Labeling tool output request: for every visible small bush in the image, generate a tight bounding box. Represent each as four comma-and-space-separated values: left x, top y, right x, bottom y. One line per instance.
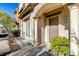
11, 30, 20, 37
50, 36, 70, 56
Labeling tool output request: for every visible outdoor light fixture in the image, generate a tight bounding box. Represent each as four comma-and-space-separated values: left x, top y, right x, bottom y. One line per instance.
64, 16, 67, 24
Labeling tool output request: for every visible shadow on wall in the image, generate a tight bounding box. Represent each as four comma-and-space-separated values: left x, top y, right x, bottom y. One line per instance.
70, 31, 79, 56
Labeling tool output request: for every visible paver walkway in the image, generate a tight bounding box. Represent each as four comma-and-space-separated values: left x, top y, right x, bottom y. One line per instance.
7, 44, 55, 56
7, 45, 46, 56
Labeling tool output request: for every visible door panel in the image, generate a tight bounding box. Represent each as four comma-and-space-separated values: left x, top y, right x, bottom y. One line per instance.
49, 17, 59, 41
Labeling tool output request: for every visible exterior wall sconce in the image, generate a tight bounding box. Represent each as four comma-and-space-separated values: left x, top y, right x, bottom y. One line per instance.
64, 16, 67, 24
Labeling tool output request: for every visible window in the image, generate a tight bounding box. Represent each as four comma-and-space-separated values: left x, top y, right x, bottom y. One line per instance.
26, 20, 30, 37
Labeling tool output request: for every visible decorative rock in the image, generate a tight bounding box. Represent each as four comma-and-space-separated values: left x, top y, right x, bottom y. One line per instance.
0, 40, 10, 55
9, 42, 21, 52
7, 45, 33, 56
15, 39, 25, 48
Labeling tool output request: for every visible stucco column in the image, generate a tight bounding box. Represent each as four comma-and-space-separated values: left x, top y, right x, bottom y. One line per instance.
34, 18, 39, 47
68, 4, 79, 55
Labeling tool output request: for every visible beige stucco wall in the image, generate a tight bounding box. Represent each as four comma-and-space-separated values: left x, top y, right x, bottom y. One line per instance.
37, 14, 46, 45
59, 10, 69, 38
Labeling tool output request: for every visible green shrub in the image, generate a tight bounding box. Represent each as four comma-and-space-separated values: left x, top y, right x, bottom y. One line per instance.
50, 36, 70, 56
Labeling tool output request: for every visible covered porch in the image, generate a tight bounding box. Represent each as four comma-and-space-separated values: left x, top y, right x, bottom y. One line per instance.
32, 3, 79, 55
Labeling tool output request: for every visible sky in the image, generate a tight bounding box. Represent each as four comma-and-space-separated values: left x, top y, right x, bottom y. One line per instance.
0, 3, 19, 18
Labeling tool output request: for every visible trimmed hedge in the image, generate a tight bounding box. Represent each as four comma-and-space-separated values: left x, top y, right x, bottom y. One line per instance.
50, 36, 70, 56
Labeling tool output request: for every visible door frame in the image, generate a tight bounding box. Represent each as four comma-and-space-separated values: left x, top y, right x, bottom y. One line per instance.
45, 14, 61, 48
